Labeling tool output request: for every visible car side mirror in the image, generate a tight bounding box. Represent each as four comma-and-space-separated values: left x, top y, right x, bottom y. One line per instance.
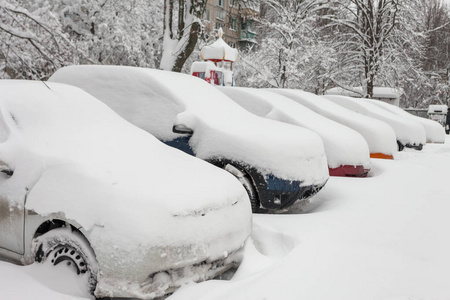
172, 124, 194, 135
0, 161, 13, 177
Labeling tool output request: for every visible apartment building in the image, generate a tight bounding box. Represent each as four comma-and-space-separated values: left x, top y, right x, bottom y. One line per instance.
203, 0, 259, 50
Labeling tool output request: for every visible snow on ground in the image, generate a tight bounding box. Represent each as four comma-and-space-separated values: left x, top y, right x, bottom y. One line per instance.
2, 137, 450, 300
0, 261, 88, 299
169, 137, 450, 300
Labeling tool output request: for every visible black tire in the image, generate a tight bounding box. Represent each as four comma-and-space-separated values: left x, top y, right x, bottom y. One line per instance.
32, 227, 98, 295
224, 164, 259, 213
243, 175, 258, 213
397, 140, 404, 151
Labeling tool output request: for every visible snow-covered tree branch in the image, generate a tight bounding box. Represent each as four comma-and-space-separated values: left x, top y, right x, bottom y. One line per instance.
0, 0, 83, 79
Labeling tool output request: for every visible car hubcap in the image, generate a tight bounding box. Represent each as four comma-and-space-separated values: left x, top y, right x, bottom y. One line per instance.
50, 245, 88, 275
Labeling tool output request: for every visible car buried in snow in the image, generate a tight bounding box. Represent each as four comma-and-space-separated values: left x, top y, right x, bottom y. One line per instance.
270, 89, 398, 160
0, 81, 252, 299
219, 87, 372, 177
365, 98, 445, 144
323, 95, 427, 151
50, 65, 330, 213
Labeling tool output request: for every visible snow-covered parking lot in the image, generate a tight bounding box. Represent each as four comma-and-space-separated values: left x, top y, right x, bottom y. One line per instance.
2, 137, 450, 300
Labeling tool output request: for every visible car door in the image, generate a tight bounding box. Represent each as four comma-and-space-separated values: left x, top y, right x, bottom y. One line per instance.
0, 93, 46, 256
0, 133, 25, 255
0, 166, 25, 254
164, 124, 195, 156
0, 109, 31, 255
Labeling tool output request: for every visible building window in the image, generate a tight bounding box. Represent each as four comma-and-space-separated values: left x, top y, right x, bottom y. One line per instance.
216, 22, 223, 30
203, 9, 210, 21
247, 20, 255, 32
228, 41, 236, 48
217, 0, 224, 7
241, 19, 246, 30
230, 18, 237, 31
230, 0, 235, 6
216, 10, 225, 21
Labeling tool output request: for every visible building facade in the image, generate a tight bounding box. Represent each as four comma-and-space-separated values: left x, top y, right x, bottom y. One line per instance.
203, 0, 259, 50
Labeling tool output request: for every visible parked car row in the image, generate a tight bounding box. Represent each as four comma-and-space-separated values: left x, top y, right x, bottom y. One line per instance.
366, 98, 445, 144
220, 87, 372, 176
49, 65, 330, 213
273, 89, 398, 160
0, 66, 445, 300
324, 95, 427, 151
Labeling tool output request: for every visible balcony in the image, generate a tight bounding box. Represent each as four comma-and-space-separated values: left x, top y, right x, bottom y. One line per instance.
239, 0, 260, 13
239, 30, 257, 43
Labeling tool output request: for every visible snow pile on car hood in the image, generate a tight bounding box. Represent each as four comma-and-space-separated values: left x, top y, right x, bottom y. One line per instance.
324, 95, 427, 147
366, 99, 445, 144
0, 80, 251, 268
219, 87, 371, 170
50, 65, 329, 185
272, 89, 397, 157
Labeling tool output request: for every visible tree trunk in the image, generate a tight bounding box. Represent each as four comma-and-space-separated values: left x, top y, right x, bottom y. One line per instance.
172, 21, 201, 72
161, 0, 206, 72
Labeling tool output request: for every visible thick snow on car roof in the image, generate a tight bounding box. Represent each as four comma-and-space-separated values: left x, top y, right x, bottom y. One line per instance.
324, 95, 427, 147
0, 80, 250, 262
50, 65, 329, 185
366, 99, 445, 144
272, 89, 397, 158
218, 87, 371, 170
326, 86, 404, 99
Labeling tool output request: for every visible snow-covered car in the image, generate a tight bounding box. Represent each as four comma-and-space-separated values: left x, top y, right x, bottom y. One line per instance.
50, 66, 329, 213
427, 104, 448, 126
0, 81, 252, 299
272, 89, 397, 160
218, 87, 371, 177
366, 99, 445, 144
324, 95, 426, 151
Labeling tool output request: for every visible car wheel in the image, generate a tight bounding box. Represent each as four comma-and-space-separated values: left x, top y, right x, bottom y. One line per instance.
32, 227, 98, 295
225, 164, 259, 212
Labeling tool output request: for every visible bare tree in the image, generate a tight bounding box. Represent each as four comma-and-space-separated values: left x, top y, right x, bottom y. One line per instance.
237, 0, 333, 91
420, 0, 450, 106
325, 0, 426, 98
